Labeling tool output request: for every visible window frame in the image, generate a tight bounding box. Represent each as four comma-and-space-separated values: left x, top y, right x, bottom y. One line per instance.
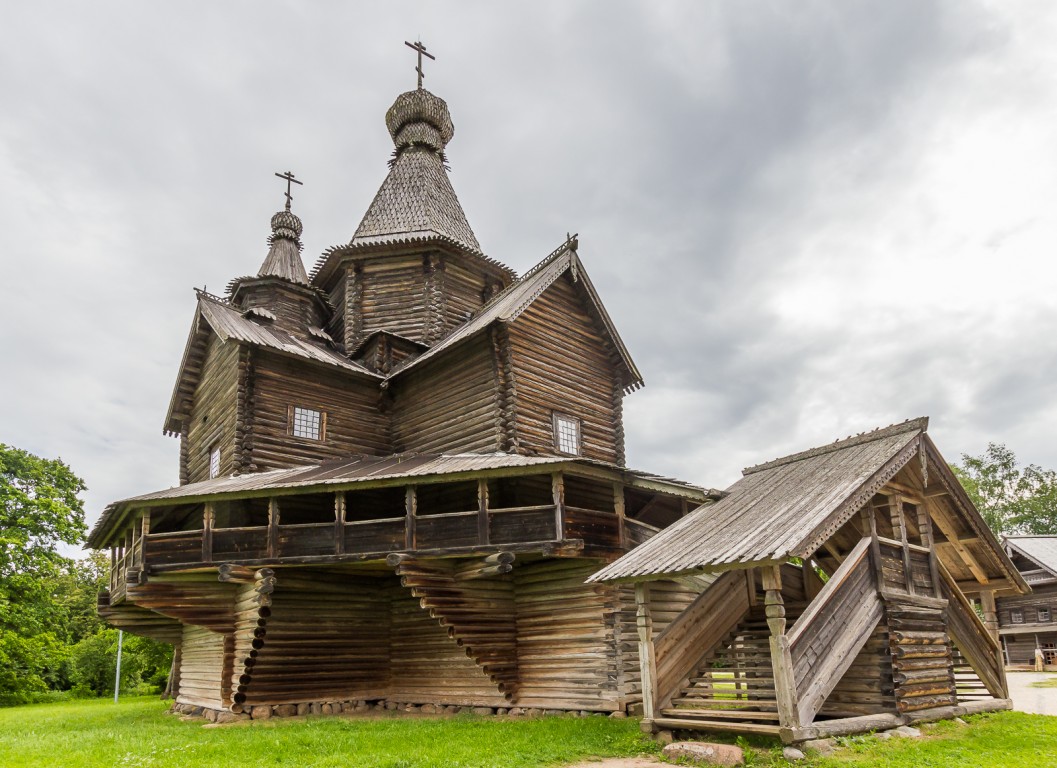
1011, 609, 1024, 625
289, 405, 326, 442
1039, 606, 1051, 623
552, 412, 582, 457
208, 444, 221, 479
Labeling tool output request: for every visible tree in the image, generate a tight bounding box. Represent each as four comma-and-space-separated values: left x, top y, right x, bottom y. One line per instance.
0, 443, 87, 700
952, 443, 1057, 535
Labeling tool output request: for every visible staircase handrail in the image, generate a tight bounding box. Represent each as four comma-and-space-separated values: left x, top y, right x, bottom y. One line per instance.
787, 537, 871, 648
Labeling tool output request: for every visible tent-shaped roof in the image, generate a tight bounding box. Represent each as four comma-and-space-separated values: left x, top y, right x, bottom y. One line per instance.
590, 418, 1025, 590
386, 237, 643, 393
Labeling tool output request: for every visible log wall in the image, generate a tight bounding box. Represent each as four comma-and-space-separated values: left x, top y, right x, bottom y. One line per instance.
186, 335, 239, 484
391, 335, 500, 454
250, 350, 390, 470
238, 571, 390, 707
176, 624, 229, 710
997, 583, 1057, 628
507, 275, 623, 464
360, 256, 429, 343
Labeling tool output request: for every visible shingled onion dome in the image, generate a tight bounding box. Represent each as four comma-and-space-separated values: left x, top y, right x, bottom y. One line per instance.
258, 207, 310, 285
350, 87, 481, 253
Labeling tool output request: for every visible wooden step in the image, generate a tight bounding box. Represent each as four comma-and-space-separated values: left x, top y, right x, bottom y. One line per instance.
652, 717, 783, 736
662, 707, 782, 721
671, 698, 778, 710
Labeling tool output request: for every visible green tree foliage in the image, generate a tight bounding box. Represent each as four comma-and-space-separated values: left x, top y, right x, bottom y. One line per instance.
0, 444, 171, 703
953, 443, 1057, 535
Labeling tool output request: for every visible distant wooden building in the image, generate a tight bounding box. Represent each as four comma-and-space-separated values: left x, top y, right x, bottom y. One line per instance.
89, 67, 1027, 741
997, 536, 1057, 669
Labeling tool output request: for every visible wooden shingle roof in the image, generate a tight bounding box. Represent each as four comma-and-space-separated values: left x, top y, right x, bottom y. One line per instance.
1004, 536, 1057, 578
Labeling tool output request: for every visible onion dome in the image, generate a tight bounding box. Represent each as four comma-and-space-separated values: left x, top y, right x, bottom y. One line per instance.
385, 88, 455, 153
258, 207, 309, 285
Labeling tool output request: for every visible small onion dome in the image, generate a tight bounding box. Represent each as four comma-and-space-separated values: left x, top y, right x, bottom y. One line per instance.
385, 89, 454, 152
270, 209, 303, 242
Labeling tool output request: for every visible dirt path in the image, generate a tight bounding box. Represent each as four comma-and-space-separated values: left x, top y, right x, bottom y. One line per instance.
1006, 671, 1057, 716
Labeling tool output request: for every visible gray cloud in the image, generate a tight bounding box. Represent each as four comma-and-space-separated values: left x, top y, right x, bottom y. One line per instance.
2, 1, 1056, 536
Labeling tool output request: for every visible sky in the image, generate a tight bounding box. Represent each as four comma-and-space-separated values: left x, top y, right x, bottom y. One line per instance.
2, 1, 1057, 540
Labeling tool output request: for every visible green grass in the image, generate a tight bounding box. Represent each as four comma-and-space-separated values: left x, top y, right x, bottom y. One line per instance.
2, 698, 1055, 768
0, 697, 658, 768
729, 712, 1057, 767
1031, 677, 1057, 688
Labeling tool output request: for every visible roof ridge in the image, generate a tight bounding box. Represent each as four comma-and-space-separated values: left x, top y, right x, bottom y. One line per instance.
742, 417, 929, 476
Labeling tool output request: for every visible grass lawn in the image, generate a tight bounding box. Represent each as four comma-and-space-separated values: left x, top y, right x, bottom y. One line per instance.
0, 697, 658, 768
1, 698, 1055, 768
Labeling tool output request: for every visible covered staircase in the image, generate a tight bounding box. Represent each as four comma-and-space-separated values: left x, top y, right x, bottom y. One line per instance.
658, 602, 807, 734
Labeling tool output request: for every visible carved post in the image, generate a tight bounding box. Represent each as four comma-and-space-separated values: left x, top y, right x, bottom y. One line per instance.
763, 565, 799, 728
614, 482, 627, 549
635, 582, 658, 725
916, 503, 942, 597
138, 510, 151, 569
477, 479, 490, 546
405, 486, 417, 550
334, 493, 346, 555
202, 503, 215, 564
267, 498, 279, 559
552, 473, 565, 541
889, 494, 914, 594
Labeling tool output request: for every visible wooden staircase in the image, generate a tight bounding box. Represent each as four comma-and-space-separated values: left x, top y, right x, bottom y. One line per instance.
657, 602, 808, 734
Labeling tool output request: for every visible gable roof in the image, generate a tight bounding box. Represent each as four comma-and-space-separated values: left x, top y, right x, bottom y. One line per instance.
589, 418, 1024, 589
1004, 536, 1057, 579
385, 238, 644, 392
164, 293, 379, 434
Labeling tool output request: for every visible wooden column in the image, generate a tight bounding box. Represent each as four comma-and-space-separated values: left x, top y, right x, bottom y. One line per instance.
861, 506, 884, 587
477, 479, 490, 546
763, 565, 800, 728
405, 486, 417, 550
979, 590, 1000, 643
334, 493, 346, 555
635, 582, 658, 724
614, 482, 627, 549
552, 473, 565, 541
202, 503, 215, 564
889, 494, 914, 594
137, 510, 150, 569
267, 498, 279, 559
915, 503, 942, 597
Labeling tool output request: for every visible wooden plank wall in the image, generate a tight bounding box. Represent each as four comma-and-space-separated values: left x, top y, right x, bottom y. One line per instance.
997, 583, 1057, 627
186, 335, 239, 483
389, 584, 508, 707
250, 350, 390, 469
507, 276, 622, 464
391, 335, 500, 454
239, 571, 390, 707
360, 257, 429, 343
176, 625, 228, 710
819, 621, 896, 717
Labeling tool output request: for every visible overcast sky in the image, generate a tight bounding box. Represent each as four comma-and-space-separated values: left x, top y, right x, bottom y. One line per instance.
2, 1, 1056, 539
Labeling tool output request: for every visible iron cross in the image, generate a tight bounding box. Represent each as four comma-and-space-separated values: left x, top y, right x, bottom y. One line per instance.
274, 170, 303, 211
404, 40, 435, 89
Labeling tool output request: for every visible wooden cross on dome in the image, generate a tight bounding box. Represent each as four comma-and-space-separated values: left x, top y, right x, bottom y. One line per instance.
404, 40, 435, 89
274, 170, 302, 212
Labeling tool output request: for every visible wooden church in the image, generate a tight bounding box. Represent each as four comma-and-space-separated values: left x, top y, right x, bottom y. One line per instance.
89, 51, 1027, 742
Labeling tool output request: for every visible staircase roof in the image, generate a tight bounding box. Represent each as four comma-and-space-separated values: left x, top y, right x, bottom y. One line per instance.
589, 418, 1024, 591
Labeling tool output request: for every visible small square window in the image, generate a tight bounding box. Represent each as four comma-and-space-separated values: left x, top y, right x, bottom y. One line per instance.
209, 446, 221, 479
1012, 609, 1024, 624
553, 413, 581, 456
292, 406, 323, 441
1039, 607, 1051, 623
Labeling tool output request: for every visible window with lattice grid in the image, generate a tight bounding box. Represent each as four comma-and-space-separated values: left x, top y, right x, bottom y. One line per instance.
1040, 607, 1051, 623
553, 413, 581, 456
1012, 609, 1024, 624
291, 406, 323, 441
209, 445, 221, 479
